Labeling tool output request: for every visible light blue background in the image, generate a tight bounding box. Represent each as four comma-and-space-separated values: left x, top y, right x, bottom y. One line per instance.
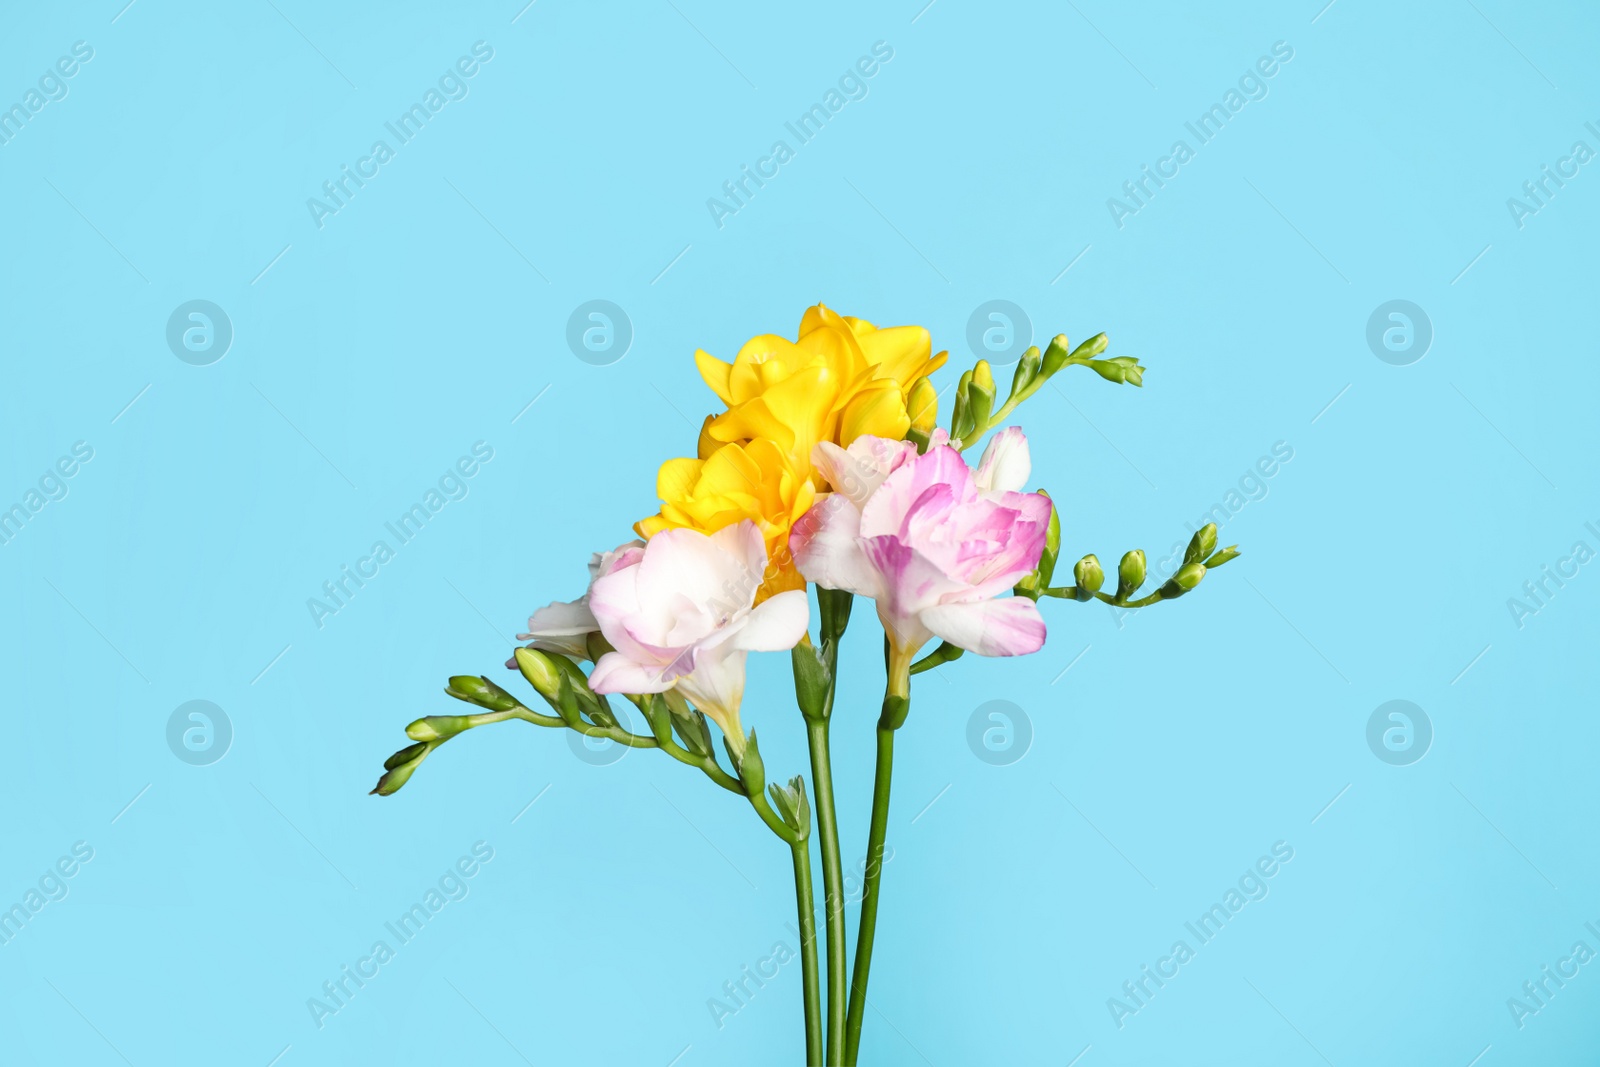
2, 1, 1597, 1064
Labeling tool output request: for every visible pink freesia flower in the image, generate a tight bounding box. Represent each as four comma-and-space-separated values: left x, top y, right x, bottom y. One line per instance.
793, 431, 1049, 665
587, 520, 809, 752
508, 540, 645, 665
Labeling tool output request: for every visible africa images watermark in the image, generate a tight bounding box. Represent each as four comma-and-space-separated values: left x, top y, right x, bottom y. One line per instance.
306, 41, 496, 229
1107, 41, 1295, 230
707, 846, 896, 1031
1506, 121, 1600, 230
306, 841, 495, 1029
706, 40, 895, 230
1106, 840, 1295, 1029
0, 41, 94, 148
1505, 520, 1600, 630
306, 441, 494, 629
0, 441, 95, 549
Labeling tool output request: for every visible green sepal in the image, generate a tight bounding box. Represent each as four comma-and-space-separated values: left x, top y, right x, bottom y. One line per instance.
769, 775, 812, 838
818, 587, 854, 641
731, 730, 765, 794
1203, 545, 1241, 568
791, 641, 832, 721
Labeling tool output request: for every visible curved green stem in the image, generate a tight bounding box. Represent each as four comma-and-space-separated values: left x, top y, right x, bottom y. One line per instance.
790, 838, 823, 1066
807, 717, 847, 1062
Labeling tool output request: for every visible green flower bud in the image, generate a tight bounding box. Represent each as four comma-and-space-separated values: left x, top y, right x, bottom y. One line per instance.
1184, 523, 1218, 567
1089, 357, 1143, 387
1069, 332, 1109, 361
370, 741, 435, 796
1116, 549, 1146, 602
1203, 545, 1241, 568
950, 369, 975, 441
446, 674, 520, 712
1073, 554, 1104, 601
1040, 334, 1072, 377
968, 361, 996, 434
1039, 491, 1060, 586
1158, 562, 1206, 599
406, 715, 474, 742
1011, 346, 1042, 398
511, 648, 561, 702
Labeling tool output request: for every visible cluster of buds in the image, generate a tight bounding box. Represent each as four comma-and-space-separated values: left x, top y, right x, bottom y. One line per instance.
370, 643, 811, 845
911, 331, 1146, 452
1027, 522, 1240, 609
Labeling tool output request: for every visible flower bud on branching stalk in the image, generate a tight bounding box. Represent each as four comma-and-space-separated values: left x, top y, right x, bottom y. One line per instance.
1184, 523, 1218, 567
1073, 554, 1104, 602
1157, 562, 1207, 600
1116, 549, 1147, 603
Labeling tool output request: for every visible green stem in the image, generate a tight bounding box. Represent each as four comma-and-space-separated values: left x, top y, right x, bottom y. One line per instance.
843, 719, 896, 1066
807, 717, 847, 1063
790, 838, 824, 1066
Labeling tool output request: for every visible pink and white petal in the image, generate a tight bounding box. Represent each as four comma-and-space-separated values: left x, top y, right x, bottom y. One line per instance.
812, 437, 917, 510
860, 445, 975, 538
519, 597, 597, 641
919, 596, 1046, 657
675, 645, 750, 734
974, 426, 1031, 495
588, 651, 674, 695
631, 527, 735, 636
589, 564, 664, 662
731, 589, 811, 652
860, 535, 964, 623
791, 495, 885, 599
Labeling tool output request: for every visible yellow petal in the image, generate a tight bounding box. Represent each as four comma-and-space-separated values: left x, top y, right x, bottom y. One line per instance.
695, 349, 735, 406
839, 385, 910, 449
656, 457, 704, 502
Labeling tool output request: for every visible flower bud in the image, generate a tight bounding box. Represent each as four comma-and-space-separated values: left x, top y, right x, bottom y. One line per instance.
908, 377, 938, 435
950, 369, 976, 442
1071, 332, 1109, 361
1184, 523, 1218, 567
446, 674, 520, 712
1011, 346, 1042, 398
1073, 554, 1103, 601
406, 715, 474, 742
370, 741, 434, 796
512, 648, 561, 702
1040, 334, 1072, 377
1158, 562, 1206, 599
968, 361, 996, 434
1116, 549, 1146, 602
1038, 491, 1060, 587
1203, 545, 1241, 568
1089, 356, 1143, 387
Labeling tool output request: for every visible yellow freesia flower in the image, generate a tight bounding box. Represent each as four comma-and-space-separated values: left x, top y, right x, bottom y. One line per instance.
634, 437, 816, 599
693, 304, 946, 488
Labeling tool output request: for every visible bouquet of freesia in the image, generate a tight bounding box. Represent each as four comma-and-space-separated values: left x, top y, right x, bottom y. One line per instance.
372, 305, 1238, 1064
